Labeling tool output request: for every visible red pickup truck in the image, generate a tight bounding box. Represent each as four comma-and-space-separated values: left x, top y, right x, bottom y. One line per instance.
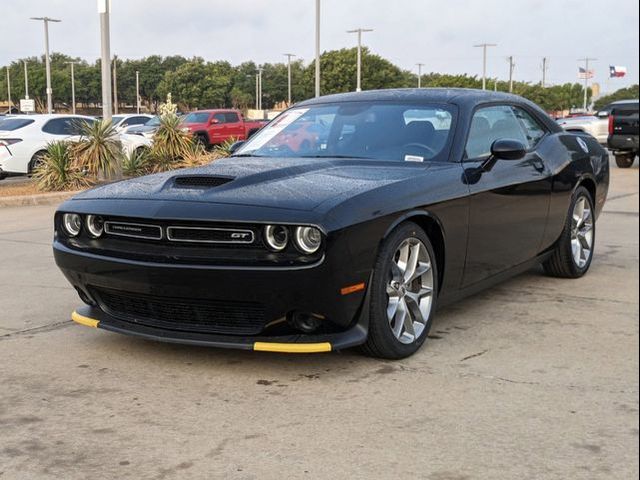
180, 109, 267, 147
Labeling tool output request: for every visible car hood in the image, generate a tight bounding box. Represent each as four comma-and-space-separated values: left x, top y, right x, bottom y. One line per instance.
72, 156, 428, 212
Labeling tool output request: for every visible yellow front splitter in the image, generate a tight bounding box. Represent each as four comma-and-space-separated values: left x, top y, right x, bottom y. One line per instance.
71, 310, 332, 353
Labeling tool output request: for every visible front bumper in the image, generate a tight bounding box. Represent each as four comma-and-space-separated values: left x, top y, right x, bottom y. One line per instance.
71, 305, 368, 352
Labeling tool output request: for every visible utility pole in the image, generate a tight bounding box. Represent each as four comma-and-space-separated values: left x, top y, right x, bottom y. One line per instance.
578, 57, 597, 111
5, 67, 11, 113
112, 55, 118, 114
283, 53, 296, 105
474, 43, 497, 90
315, 0, 321, 97
66, 61, 76, 114
507, 56, 515, 93
23, 61, 29, 100
541, 57, 548, 87
416, 63, 425, 88
98, 0, 112, 123
257, 67, 264, 111
135, 70, 140, 114
254, 74, 259, 110
30, 16, 61, 114
347, 28, 373, 92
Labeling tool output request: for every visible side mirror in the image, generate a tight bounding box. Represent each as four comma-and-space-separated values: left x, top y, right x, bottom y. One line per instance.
491, 138, 527, 160
210, 118, 220, 125
229, 140, 245, 155
596, 111, 609, 118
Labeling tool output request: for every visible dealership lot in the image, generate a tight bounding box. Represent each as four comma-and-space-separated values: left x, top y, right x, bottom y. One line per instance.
0, 161, 638, 480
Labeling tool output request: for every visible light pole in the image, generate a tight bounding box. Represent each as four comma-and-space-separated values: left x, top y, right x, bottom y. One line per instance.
541, 57, 548, 88
416, 63, 425, 88
98, 0, 112, 123
136, 70, 140, 114
347, 28, 373, 92
30, 16, 61, 113
112, 55, 118, 114
66, 61, 76, 114
315, 0, 320, 97
283, 53, 296, 105
257, 67, 264, 111
5, 67, 11, 113
507, 56, 515, 93
23, 61, 29, 100
578, 57, 597, 111
473, 43, 497, 90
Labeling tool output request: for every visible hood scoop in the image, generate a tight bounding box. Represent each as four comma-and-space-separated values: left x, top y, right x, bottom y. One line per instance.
173, 175, 235, 189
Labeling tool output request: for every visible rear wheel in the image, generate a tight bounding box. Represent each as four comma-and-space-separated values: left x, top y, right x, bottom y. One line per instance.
28, 150, 47, 175
543, 186, 595, 278
362, 222, 438, 359
615, 154, 635, 168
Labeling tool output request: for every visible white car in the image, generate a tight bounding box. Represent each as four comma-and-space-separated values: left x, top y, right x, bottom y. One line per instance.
111, 114, 154, 133
120, 132, 153, 157
0, 114, 95, 179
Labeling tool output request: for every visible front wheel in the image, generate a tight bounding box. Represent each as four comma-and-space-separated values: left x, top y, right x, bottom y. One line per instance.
614, 154, 635, 168
543, 186, 595, 278
362, 222, 438, 359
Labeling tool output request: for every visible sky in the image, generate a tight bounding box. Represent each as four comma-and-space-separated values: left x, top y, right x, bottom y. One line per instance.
1, 0, 638, 94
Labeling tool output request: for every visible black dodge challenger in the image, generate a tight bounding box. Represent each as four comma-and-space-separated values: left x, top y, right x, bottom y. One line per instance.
54, 89, 609, 359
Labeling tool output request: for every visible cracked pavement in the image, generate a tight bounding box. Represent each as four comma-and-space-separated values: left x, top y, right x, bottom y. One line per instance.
0, 159, 638, 480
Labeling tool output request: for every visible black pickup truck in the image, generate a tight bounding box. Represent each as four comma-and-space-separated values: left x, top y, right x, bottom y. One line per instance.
607, 100, 639, 168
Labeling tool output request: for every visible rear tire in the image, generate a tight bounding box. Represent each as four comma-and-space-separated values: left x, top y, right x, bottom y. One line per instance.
28, 150, 47, 175
543, 186, 595, 278
361, 222, 438, 359
615, 154, 635, 168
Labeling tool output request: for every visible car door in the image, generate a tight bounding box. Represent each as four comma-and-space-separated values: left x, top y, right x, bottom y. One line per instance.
224, 112, 245, 140
462, 104, 551, 286
210, 112, 227, 144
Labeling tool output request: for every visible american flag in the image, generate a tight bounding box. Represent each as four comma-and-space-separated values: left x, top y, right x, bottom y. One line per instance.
578, 67, 594, 79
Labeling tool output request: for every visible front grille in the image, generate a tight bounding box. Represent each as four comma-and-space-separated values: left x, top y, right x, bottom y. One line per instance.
104, 221, 163, 240
166, 226, 255, 244
92, 287, 266, 335
173, 176, 234, 188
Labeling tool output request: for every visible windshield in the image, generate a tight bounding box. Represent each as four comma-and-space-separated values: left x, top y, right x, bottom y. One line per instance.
111, 116, 124, 125
0, 118, 35, 131
182, 112, 211, 124
235, 102, 455, 162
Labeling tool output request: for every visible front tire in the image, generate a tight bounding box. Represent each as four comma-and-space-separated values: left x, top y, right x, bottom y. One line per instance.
362, 222, 438, 359
614, 154, 635, 168
543, 186, 595, 278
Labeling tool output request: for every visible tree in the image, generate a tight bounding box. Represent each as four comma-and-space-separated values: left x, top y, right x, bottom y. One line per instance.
594, 85, 639, 110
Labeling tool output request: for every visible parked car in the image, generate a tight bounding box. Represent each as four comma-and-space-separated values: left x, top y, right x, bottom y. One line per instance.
122, 116, 161, 138
180, 109, 268, 147
556, 100, 638, 144
110, 114, 154, 133
607, 100, 639, 168
0, 114, 95, 179
54, 89, 609, 359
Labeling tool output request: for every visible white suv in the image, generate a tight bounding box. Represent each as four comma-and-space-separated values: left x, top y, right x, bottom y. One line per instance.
111, 114, 153, 133
0, 114, 94, 179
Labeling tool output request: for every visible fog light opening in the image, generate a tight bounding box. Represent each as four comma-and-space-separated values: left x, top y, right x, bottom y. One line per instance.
74, 287, 96, 307
289, 311, 324, 334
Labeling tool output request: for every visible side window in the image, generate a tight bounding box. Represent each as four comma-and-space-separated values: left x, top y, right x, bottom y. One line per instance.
465, 105, 528, 159
213, 113, 226, 124
512, 107, 547, 148
42, 119, 67, 135
130, 116, 149, 126
224, 112, 240, 123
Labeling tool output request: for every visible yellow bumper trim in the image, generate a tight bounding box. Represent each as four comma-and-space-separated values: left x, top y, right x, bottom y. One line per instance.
253, 342, 332, 353
71, 311, 100, 328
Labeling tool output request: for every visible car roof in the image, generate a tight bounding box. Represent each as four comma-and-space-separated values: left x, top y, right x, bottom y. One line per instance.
0, 114, 94, 125
297, 88, 528, 107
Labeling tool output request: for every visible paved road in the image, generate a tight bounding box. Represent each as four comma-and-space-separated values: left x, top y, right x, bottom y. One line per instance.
1, 161, 638, 480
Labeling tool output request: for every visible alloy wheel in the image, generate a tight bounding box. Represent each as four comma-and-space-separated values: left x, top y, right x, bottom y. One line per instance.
386, 238, 434, 344
571, 196, 594, 268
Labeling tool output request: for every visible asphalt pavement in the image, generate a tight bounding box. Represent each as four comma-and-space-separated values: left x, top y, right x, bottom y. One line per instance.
0, 160, 638, 480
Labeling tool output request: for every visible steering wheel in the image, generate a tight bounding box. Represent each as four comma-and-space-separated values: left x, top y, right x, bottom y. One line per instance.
403, 143, 437, 157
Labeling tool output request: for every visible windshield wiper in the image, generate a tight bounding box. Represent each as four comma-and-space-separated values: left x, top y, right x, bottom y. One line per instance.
298, 154, 372, 160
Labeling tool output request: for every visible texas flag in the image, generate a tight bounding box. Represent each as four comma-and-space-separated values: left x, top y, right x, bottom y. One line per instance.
609, 66, 627, 78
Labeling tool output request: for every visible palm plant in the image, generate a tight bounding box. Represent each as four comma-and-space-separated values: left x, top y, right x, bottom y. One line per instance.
121, 148, 150, 177
151, 115, 193, 160
72, 119, 122, 177
178, 141, 215, 169
33, 142, 91, 192
212, 137, 239, 159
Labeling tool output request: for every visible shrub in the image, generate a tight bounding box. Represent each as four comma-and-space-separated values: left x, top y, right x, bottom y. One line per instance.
33, 142, 91, 192
121, 148, 150, 177
147, 115, 195, 172
72, 119, 122, 177
212, 137, 238, 159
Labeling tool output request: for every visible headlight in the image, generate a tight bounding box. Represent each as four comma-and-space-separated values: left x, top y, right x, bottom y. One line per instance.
294, 226, 322, 254
264, 225, 289, 251
62, 213, 82, 237
86, 215, 104, 238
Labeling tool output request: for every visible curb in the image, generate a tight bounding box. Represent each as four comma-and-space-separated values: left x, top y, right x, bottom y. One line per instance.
0, 191, 80, 208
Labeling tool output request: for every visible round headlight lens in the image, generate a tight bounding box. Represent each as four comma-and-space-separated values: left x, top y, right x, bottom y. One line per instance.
264, 225, 289, 251
62, 213, 82, 237
294, 226, 322, 254
86, 215, 104, 238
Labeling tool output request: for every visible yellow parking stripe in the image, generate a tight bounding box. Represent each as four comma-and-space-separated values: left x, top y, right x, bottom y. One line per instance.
71, 311, 100, 328
253, 342, 332, 353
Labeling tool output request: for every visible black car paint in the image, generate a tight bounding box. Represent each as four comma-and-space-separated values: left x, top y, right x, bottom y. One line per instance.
54, 89, 609, 349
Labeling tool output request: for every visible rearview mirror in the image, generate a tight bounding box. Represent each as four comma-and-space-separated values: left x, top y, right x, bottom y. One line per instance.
229, 140, 245, 155
490, 139, 527, 161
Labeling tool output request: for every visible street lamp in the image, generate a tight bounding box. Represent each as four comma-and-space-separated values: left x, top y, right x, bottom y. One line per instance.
315, 0, 320, 97
473, 43, 497, 90
347, 28, 373, 92
416, 63, 425, 88
98, 0, 112, 123
66, 61, 76, 114
30, 16, 61, 113
283, 53, 296, 105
